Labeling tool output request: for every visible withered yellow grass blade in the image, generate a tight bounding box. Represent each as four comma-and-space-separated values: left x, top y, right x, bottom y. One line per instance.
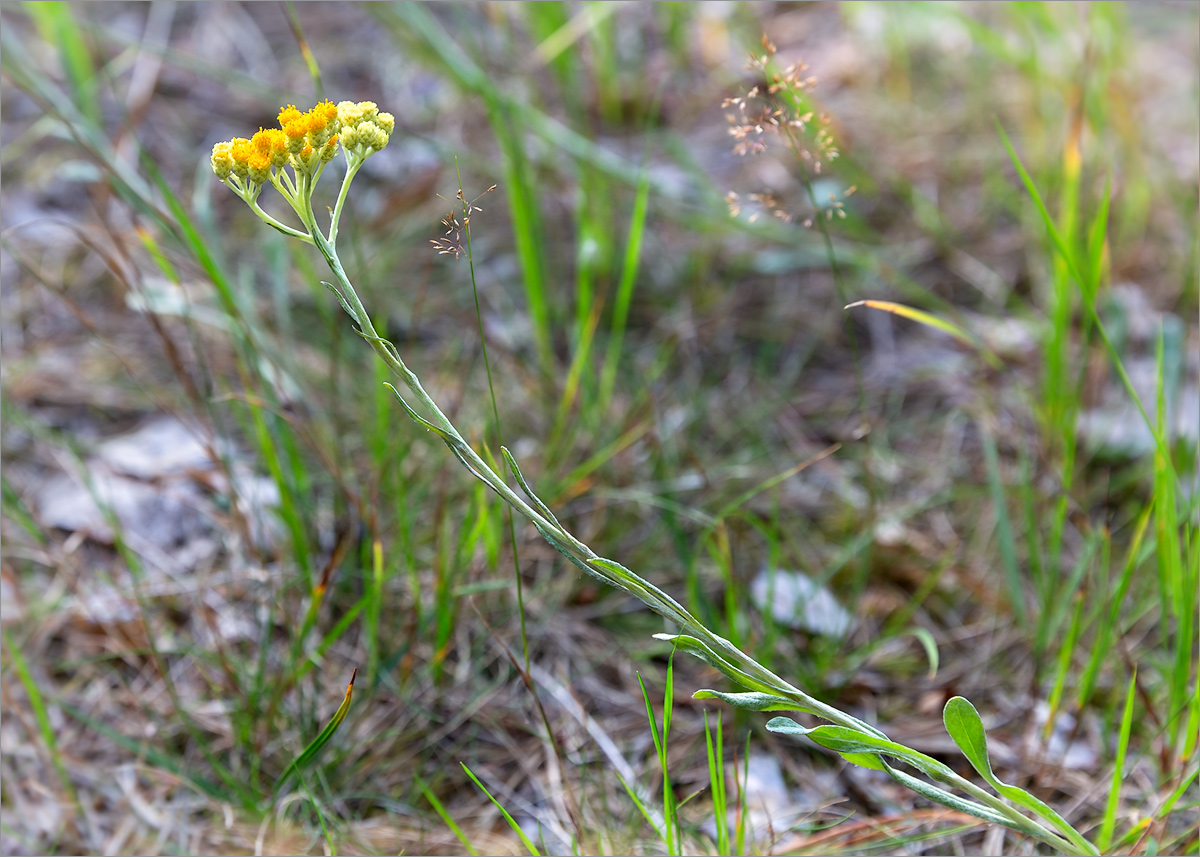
845, 300, 976, 346
845, 300, 1002, 369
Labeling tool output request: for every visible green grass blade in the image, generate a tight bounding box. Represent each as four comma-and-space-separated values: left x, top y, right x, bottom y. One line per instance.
996, 121, 1159, 444
1037, 531, 1097, 657
735, 735, 750, 854
60, 701, 226, 802
1097, 670, 1138, 853
905, 627, 940, 679
461, 763, 542, 856
3, 633, 83, 830
549, 291, 603, 450
1077, 507, 1152, 711
416, 775, 480, 856
703, 711, 729, 854
23, 1, 98, 123
276, 668, 358, 793
980, 422, 1027, 627
637, 670, 676, 855
488, 98, 553, 373
1154, 326, 1194, 756
1044, 594, 1086, 732
0, 26, 160, 223
283, 1, 324, 98
614, 768, 666, 843
600, 152, 654, 409
662, 654, 678, 855
1, 474, 46, 545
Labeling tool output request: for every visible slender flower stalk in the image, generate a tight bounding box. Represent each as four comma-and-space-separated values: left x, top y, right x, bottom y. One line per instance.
210, 100, 1098, 857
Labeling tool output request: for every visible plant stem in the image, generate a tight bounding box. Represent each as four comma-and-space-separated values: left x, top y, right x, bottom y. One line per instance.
313, 229, 893, 736
307, 226, 1095, 857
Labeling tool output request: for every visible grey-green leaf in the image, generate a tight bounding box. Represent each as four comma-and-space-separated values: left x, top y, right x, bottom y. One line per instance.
880, 759, 1010, 826
655, 634, 780, 697
802, 726, 957, 782
765, 716, 813, 737
693, 690, 798, 712
499, 446, 561, 528
384, 383, 453, 439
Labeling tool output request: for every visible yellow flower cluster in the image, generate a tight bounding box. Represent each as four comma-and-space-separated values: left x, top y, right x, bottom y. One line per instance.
278, 100, 340, 167
210, 99, 395, 189
335, 101, 395, 156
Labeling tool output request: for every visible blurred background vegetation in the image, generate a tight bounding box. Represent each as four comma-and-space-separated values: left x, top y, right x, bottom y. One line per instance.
1, 2, 1196, 855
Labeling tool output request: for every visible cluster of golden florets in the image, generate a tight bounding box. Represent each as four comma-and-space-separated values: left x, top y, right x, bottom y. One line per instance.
211, 100, 394, 187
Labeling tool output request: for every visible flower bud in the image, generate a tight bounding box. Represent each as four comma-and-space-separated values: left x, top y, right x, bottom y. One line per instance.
210, 141, 234, 180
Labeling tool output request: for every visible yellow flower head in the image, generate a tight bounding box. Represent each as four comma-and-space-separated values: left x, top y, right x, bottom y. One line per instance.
227, 137, 253, 181
335, 100, 395, 157
210, 141, 235, 180
279, 105, 310, 155
278, 104, 304, 127
245, 150, 272, 184
251, 127, 289, 169
305, 99, 339, 148
277, 101, 341, 169
319, 136, 340, 163
313, 99, 339, 125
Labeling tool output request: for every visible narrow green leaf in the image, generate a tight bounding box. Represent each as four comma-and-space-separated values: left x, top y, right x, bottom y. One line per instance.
24, 1, 98, 122
461, 763, 541, 856
879, 759, 1010, 826
1084, 177, 1112, 297
589, 559, 694, 628
417, 775, 479, 857
903, 627, 940, 679
383, 383, 454, 440
321, 280, 358, 318
771, 713, 1085, 852
600, 145, 654, 409
637, 672, 664, 758
995, 120, 1158, 443
500, 446, 561, 528
1097, 671, 1137, 853
980, 422, 1027, 627
614, 768, 667, 843
4, 633, 81, 821
704, 711, 729, 854
655, 634, 782, 699
276, 668, 358, 792
283, 1, 324, 97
